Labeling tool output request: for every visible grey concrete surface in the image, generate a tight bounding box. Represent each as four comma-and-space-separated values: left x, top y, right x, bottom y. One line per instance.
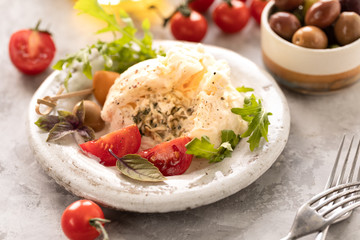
1, 0, 359, 239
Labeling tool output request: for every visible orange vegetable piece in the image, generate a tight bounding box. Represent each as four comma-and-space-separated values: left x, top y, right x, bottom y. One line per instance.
92, 70, 120, 106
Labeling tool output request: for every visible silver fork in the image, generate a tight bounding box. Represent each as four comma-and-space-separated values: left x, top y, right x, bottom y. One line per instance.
281, 181, 360, 240
315, 136, 360, 240
281, 136, 360, 240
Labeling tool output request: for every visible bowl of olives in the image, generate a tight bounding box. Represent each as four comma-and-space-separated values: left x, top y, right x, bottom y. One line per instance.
261, 0, 360, 94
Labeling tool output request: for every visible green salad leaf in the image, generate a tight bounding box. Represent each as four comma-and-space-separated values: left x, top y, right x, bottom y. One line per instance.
186, 130, 241, 163
53, 0, 160, 89
231, 94, 272, 151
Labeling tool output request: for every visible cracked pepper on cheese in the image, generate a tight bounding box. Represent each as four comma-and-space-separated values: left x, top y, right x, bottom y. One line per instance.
101, 44, 248, 150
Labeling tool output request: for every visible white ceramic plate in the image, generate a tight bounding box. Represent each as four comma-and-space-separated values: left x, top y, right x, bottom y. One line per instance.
28, 41, 290, 213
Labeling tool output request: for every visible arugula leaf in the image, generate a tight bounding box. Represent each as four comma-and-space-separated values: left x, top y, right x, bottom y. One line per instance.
231, 94, 272, 151
185, 136, 218, 159
186, 130, 241, 163
74, 0, 119, 34
34, 101, 95, 142
53, 0, 160, 89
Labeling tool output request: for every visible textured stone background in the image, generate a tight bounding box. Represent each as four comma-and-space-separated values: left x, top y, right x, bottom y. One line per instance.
1, 0, 360, 239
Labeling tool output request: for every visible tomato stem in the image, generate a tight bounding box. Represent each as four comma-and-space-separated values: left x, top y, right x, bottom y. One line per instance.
34, 20, 42, 31
89, 218, 111, 240
31, 19, 52, 35
150, 2, 192, 27
224, 0, 233, 7
178, 5, 192, 18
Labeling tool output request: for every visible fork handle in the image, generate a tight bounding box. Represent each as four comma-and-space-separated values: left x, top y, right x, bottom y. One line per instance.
280, 233, 296, 240
315, 227, 329, 240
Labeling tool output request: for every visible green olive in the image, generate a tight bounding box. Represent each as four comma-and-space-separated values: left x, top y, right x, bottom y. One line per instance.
334, 12, 360, 45
73, 100, 105, 132
292, 26, 328, 49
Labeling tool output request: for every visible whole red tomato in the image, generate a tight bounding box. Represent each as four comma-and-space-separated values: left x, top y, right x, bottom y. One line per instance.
212, 0, 251, 33
188, 0, 215, 12
61, 200, 108, 240
9, 21, 56, 75
170, 9, 208, 42
250, 0, 269, 24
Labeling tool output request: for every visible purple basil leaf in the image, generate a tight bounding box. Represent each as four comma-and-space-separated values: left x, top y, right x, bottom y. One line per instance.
34, 115, 60, 131
57, 110, 80, 128
57, 110, 73, 117
75, 101, 85, 125
64, 114, 80, 128
76, 125, 96, 142
47, 122, 75, 142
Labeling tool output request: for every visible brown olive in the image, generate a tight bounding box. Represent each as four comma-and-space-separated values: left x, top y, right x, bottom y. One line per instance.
73, 100, 105, 132
305, 0, 341, 28
339, 0, 360, 15
275, 0, 304, 10
269, 12, 302, 41
334, 12, 360, 45
292, 26, 328, 49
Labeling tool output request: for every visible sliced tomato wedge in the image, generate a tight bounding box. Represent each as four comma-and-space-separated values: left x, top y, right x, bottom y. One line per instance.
138, 137, 193, 176
80, 125, 141, 166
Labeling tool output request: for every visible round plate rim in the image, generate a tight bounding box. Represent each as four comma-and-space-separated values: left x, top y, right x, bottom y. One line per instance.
27, 40, 290, 212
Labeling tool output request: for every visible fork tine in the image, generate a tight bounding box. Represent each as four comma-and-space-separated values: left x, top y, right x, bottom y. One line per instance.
346, 139, 360, 183
354, 140, 360, 182
314, 186, 360, 211
310, 182, 360, 204
322, 194, 360, 217
336, 136, 355, 185
325, 197, 360, 224
325, 135, 346, 189
315, 136, 348, 240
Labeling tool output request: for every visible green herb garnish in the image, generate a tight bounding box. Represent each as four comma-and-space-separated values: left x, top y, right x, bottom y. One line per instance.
186, 130, 241, 163
53, 0, 160, 89
231, 94, 272, 151
35, 101, 95, 142
236, 86, 254, 92
110, 151, 166, 182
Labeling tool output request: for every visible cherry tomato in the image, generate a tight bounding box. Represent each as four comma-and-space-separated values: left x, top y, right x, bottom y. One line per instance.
9, 21, 56, 75
138, 137, 193, 176
212, 0, 251, 33
188, 0, 215, 12
170, 10, 208, 42
250, 0, 270, 25
61, 200, 106, 240
80, 125, 141, 166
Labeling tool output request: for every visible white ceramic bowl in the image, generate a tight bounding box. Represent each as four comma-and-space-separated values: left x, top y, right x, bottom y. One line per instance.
261, 1, 360, 94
